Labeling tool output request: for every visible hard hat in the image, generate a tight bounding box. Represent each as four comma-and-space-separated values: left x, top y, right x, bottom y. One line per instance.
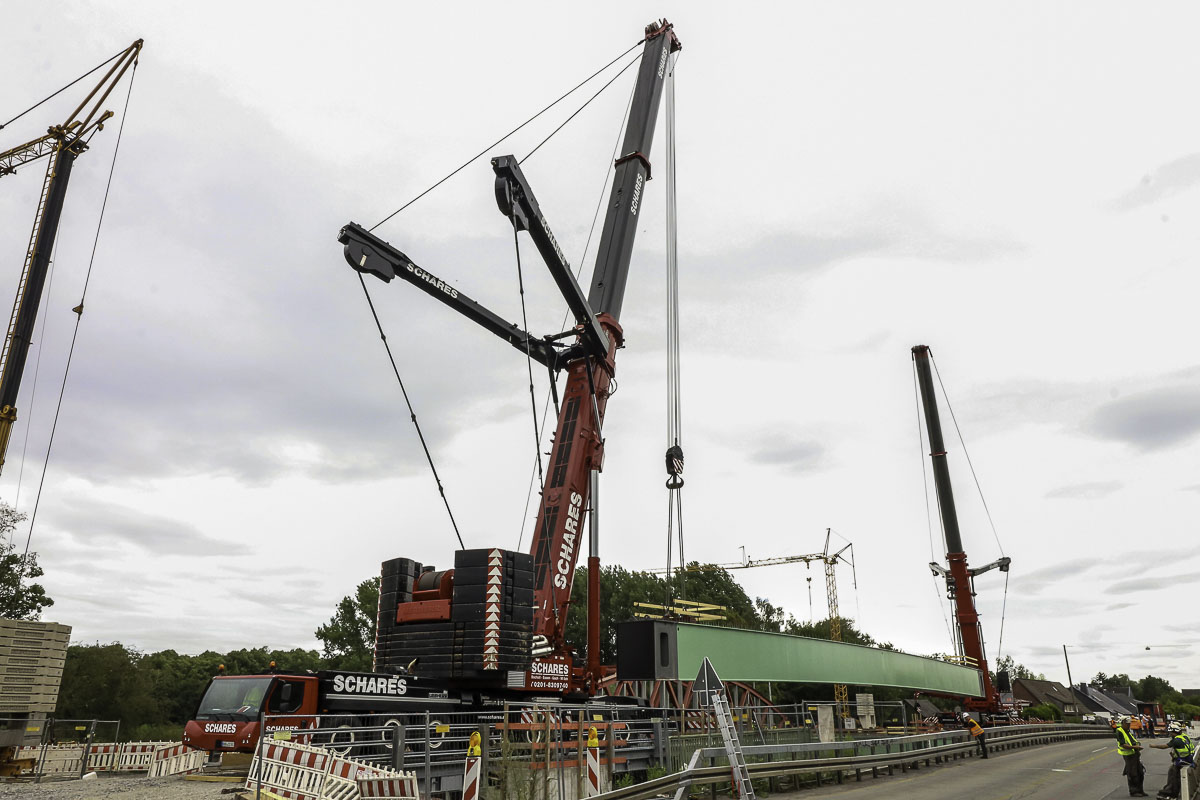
1167, 722, 1182, 733
1119, 716, 1131, 724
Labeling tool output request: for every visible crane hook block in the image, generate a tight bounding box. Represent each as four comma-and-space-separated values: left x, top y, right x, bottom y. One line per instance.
339, 222, 407, 283
666, 444, 684, 476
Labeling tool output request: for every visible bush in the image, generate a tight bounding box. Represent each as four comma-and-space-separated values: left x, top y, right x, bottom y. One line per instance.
1023, 703, 1062, 721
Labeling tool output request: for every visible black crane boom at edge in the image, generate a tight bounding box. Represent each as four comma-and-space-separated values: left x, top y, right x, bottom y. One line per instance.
339, 223, 562, 370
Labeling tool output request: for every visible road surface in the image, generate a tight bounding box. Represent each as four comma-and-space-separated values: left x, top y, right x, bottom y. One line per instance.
778, 735, 1186, 800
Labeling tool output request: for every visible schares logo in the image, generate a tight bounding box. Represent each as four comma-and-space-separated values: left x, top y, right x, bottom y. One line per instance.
630, 173, 644, 216
203, 722, 237, 734
331, 674, 408, 696
405, 263, 459, 300
552, 491, 584, 589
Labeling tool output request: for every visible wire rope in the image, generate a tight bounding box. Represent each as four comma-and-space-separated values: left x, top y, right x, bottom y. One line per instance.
0, 48, 126, 131
661, 53, 686, 603
369, 39, 643, 232
515, 65, 638, 552
519, 53, 643, 165
913, 360, 955, 648
20, 57, 139, 564
930, 354, 1006, 557
511, 227, 545, 497
12, 230, 61, 520
357, 275, 465, 549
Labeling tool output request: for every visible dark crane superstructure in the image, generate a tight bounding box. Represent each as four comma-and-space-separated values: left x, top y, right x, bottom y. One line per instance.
911, 344, 1010, 712
0, 40, 142, 474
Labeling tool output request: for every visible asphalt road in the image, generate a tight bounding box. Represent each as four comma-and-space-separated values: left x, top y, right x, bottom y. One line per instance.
775, 735, 1188, 800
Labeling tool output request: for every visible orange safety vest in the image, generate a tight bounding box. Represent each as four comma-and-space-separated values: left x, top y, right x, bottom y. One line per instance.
966, 718, 984, 737
1131, 718, 1142, 730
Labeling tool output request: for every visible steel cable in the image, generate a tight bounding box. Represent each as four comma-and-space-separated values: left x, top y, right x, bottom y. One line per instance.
369, 39, 643, 232
357, 274, 465, 550
1, 48, 125, 131
20, 57, 139, 563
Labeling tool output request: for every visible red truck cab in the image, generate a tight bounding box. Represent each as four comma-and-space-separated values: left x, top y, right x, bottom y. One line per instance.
183, 673, 316, 753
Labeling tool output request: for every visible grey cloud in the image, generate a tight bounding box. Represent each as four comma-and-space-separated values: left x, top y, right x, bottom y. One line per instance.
1044, 481, 1123, 500
43, 497, 250, 556
1183, 484, 1200, 494
1106, 602, 1135, 612
747, 436, 825, 473
1108, 571, 1200, 596
1113, 153, 1200, 210
1085, 386, 1200, 451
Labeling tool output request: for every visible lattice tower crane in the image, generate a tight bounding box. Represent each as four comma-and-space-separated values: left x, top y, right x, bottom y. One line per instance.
0, 39, 142, 473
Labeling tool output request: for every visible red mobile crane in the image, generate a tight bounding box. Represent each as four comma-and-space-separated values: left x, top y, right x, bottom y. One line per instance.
912, 345, 1011, 714
184, 19, 680, 755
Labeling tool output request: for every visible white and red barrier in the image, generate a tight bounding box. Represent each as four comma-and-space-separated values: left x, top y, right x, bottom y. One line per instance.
15, 744, 84, 777
246, 739, 418, 800
147, 743, 207, 778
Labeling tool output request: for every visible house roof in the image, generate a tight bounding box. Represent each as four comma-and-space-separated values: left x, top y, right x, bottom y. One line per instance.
1096, 687, 1140, 714
1073, 684, 1128, 715
1012, 678, 1078, 709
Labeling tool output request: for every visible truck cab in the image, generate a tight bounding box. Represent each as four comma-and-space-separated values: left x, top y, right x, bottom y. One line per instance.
182, 673, 316, 753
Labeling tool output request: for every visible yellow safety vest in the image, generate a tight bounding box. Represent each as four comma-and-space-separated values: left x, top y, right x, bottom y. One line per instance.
1172, 732, 1195, 760
1115, 727, 1139, 756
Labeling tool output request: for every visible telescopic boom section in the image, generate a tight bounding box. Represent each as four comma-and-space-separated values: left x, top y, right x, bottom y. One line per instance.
911, 344, 997, 709
523, 20, 680, 656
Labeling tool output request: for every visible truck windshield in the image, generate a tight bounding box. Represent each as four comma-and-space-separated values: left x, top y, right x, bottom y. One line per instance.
195, 677, 273, 719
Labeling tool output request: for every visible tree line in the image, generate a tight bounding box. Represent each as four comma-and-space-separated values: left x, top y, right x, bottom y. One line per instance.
32, 561, 1199, 739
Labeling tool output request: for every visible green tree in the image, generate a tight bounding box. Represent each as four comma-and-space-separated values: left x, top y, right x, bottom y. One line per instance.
1134, 675, 1174, 702
1093, 672, 1134, 693
56, 643, 158, 729
990, 654, 1044, 687
0, 504, 53, 619
315, 577, 379, 671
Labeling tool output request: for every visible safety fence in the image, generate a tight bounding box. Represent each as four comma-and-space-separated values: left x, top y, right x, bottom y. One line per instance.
246, 738, 419, 800
10, 738, 205, 780
593, 723, 1113, 800
254, 706, 1100, 798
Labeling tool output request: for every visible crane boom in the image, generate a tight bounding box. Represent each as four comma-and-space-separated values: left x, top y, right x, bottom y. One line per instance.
344, 20, 680, 692
0, 39, 142, 474
911, 344, 1002, 711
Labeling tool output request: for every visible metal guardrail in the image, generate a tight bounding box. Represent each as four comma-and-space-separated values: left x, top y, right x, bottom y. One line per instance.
592, 724, 1112, 800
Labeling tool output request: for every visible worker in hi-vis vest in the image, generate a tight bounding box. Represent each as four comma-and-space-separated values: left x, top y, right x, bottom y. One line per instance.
1148, 721, 1194, 800
1115, 715, 1148, 797
962, 713, 988, 759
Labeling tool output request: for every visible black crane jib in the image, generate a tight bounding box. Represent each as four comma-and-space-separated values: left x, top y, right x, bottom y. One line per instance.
339, 223, 562, 370
492, 155, 609, 362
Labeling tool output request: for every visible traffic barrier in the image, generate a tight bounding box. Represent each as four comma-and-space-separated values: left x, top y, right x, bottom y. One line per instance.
114, 741, 174, 771
147, 743, 207, 778
246, 739, 418, 800
586, 726, 601, 797
356, 776, 421, 798
16, 743, 84, 777
86, 743, 122, 771
462, 730, 482, 800
86, 740, 176, 772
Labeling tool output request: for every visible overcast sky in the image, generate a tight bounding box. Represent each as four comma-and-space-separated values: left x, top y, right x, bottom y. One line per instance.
2, 2, 1197, 692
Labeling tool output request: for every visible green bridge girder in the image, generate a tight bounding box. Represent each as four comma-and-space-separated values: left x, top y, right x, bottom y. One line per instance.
617, 621, 984, 697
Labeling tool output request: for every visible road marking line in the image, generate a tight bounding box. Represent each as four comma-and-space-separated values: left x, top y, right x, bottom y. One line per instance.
1051, 768, 1071, 772
1092, 746, 1108, 753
